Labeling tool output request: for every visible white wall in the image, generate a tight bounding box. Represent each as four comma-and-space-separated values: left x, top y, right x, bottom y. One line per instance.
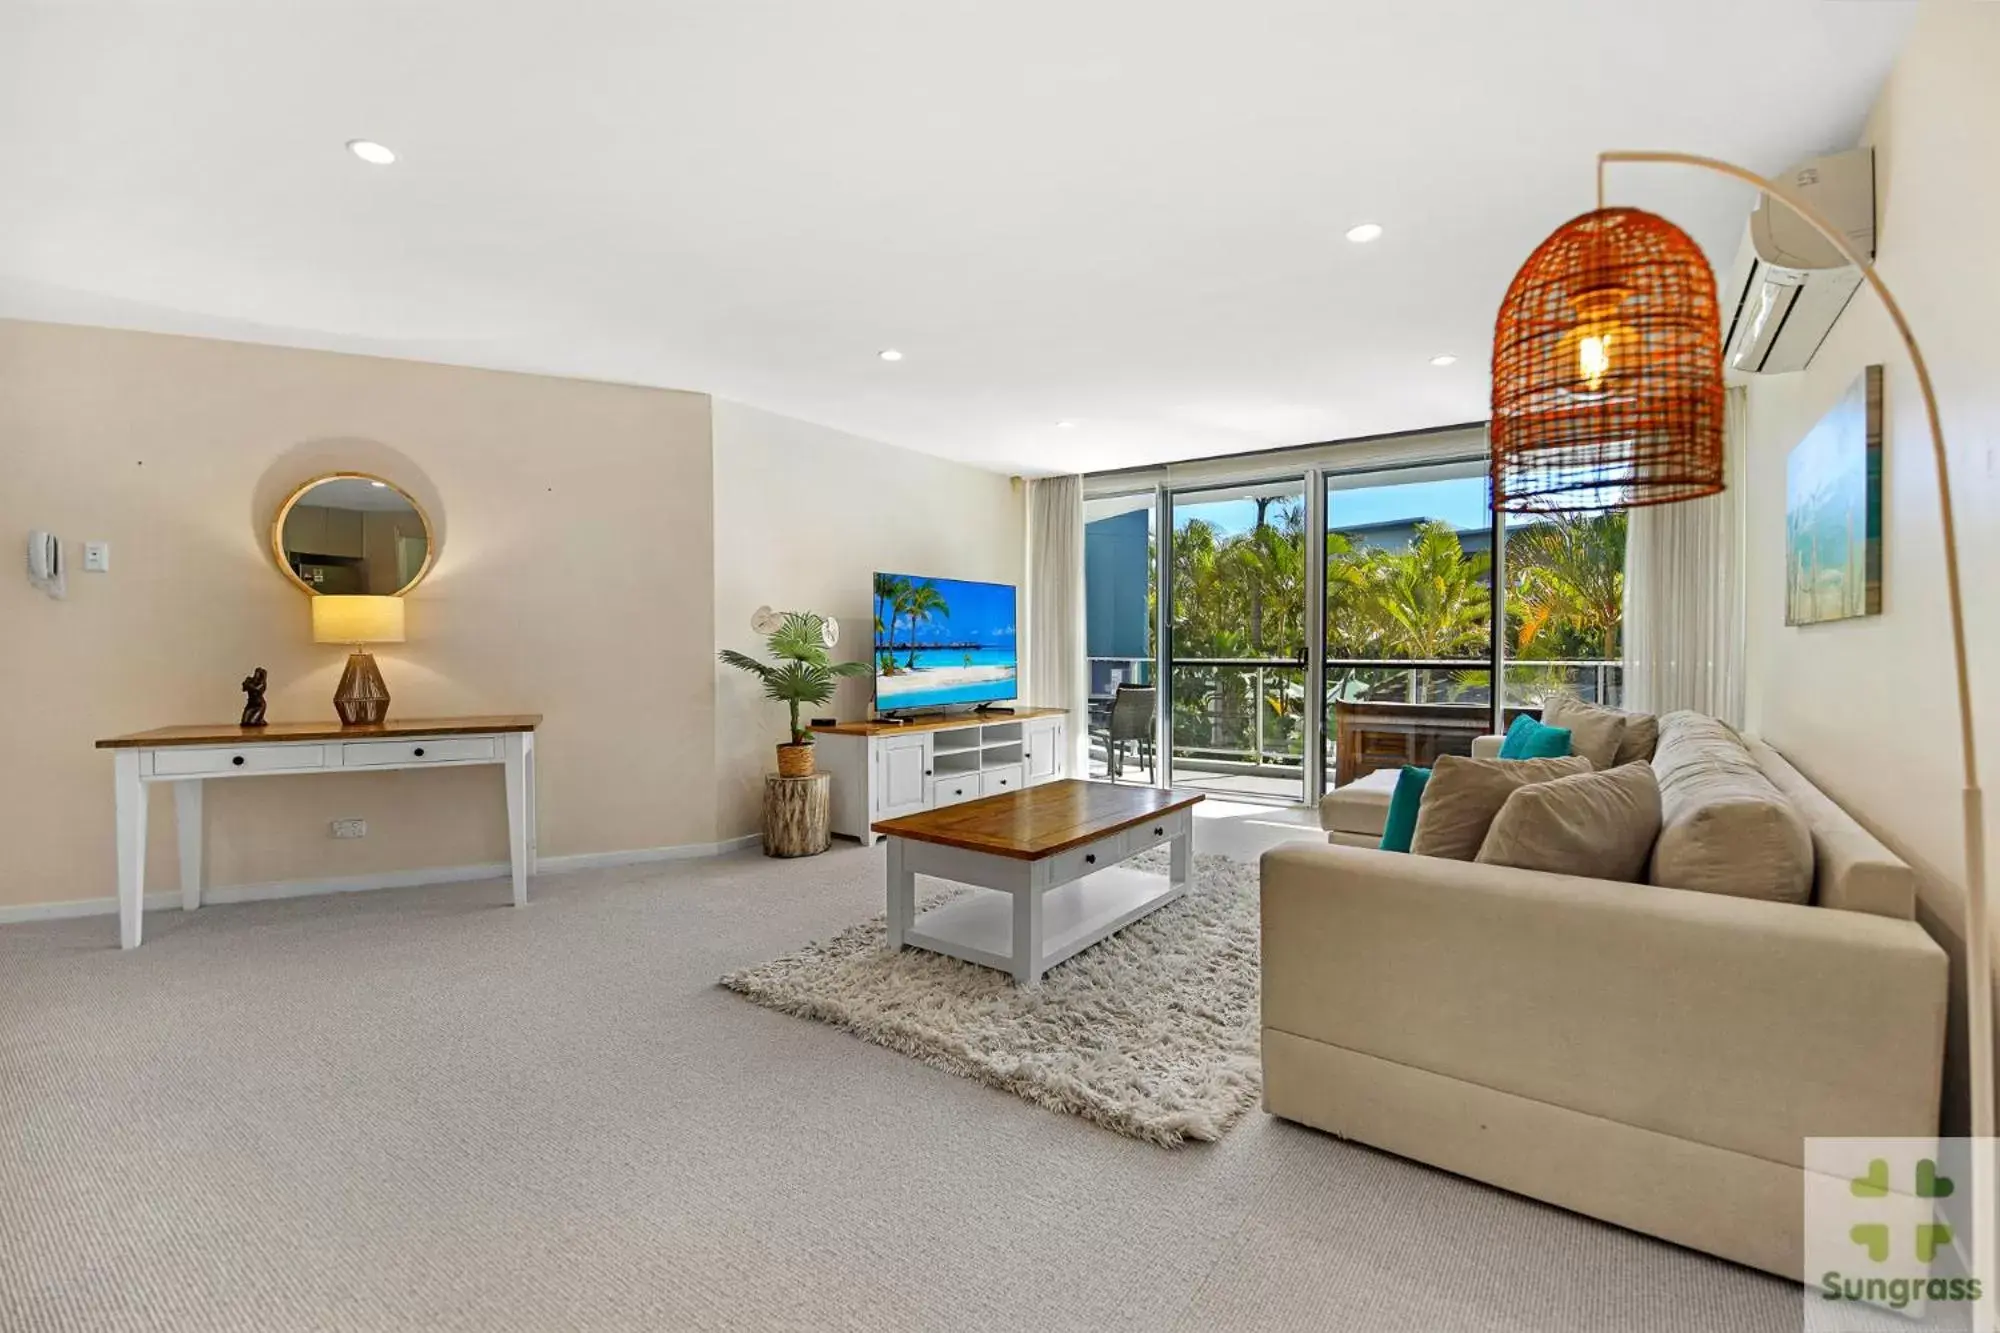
710, 400, 1025, 839
1741, 1, 2000, 1131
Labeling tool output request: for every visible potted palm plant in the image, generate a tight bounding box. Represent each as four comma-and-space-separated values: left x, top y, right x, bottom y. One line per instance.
719, 611, 870, 777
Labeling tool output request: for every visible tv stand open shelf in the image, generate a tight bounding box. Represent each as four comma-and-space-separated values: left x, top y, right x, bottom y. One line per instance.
811, 707, 1069, 843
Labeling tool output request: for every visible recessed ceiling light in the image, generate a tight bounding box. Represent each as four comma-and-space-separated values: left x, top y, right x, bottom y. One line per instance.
346, 139, 397, 166
369, 480, 388, 488
1345, 222, 1384, 244
878, 348, 904, 362
1056, 420, 1077, 429
1429, 354, 1458, 367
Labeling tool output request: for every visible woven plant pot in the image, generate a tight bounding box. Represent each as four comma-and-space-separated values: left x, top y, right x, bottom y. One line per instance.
775, 742, 816, 778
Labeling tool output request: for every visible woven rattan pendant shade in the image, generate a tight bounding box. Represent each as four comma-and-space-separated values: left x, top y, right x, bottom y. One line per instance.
1490, 206, 1726, 513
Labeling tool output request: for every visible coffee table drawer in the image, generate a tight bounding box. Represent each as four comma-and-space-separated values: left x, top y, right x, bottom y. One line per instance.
1050, 833, 1123, 884
1121, 808, 1187, 857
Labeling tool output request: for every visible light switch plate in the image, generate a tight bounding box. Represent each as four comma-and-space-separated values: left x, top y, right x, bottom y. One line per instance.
82, 541, 110, 572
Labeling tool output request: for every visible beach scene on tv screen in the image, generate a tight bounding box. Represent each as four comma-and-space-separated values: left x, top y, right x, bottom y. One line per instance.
873, 573, 1018, 710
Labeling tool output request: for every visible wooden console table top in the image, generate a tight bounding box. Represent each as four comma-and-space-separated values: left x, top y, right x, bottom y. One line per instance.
812, 706, 1067, 738
97, 714, 543, 749
873, 779, 1202, 860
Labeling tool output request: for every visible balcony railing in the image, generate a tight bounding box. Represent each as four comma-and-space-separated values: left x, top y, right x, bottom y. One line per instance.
1086, 655, 1623, 799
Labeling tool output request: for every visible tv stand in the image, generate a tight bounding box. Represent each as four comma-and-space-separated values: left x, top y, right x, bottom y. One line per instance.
809, 707, 1070, 843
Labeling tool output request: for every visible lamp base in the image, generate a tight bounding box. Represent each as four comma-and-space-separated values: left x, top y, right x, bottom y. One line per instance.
333, 651, 391, 726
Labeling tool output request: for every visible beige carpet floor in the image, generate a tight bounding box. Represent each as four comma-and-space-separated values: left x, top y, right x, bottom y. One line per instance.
1, 836, 1827, 1332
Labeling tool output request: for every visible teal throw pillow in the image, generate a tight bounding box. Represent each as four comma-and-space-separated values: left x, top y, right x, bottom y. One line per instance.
1378, 766, 1432, 853
1498, 713, 1573, 760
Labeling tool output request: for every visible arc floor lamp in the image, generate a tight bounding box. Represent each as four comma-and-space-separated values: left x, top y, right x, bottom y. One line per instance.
1492, 150, 1989, 1318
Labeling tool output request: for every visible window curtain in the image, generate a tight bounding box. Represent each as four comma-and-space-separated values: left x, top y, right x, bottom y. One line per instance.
1623, 386, 1748, 724
1026, 475, 1088, 773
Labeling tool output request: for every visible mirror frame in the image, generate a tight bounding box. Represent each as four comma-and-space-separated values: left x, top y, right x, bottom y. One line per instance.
270, 471, 435, 597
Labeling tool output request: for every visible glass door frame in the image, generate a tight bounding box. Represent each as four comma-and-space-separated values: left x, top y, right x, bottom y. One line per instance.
1161, 473, 1314, 804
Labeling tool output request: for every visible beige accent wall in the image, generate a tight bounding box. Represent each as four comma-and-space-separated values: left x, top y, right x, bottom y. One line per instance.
1741, 1, 2000, 1132
0, 319, 718, 909
710, 399, 1025, 840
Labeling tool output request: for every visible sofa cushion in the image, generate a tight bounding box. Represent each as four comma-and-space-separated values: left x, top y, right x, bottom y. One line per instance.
1542, 696, 1628, 770
1649, 712, 1813, 905
1410, 753, 1592, 861
1319, 766, 1400, 838
1615, 710, 1661, 767
1477, 761, 1662, 883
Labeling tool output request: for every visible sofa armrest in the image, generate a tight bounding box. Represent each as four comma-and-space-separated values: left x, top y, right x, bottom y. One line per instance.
1259, 843, 1947, 1165
1471, 733, 1503, 759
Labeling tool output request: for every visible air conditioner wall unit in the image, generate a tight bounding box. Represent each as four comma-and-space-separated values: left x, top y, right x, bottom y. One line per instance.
1721, 147, 1876, 376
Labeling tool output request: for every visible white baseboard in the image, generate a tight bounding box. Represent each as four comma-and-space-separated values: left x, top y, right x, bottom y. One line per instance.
0, 832, 768, 926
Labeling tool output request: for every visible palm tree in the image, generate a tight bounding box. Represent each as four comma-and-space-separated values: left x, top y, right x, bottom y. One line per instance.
900, 580, 950, 670
1506, 513, 1627, 658
1368, 520, 1492, 659
872, 573, 907, 674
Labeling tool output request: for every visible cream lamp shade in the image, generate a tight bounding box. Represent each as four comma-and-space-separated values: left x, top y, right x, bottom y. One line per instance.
311, 594, 406, 645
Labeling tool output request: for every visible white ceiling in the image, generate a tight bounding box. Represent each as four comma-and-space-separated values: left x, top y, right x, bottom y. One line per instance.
0, 1, 1912, 476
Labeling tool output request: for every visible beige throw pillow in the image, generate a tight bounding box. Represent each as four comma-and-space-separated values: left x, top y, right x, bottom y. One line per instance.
1614, 710, 1661, 767
1410, 753, 1592, 861
1477, 762, 1663, 883
1541, 695, 1628, 770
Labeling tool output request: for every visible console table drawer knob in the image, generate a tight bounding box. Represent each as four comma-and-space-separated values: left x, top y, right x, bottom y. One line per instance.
413, 747, 426, 757
231, 755, 245, 767
1153, 826, 1163, 836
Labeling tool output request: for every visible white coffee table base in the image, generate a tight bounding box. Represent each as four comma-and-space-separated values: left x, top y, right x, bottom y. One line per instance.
884, 811, 1193, 985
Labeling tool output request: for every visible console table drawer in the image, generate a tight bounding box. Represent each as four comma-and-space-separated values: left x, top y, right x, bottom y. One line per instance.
152, 743, 328, 777
341, 736, 498, 767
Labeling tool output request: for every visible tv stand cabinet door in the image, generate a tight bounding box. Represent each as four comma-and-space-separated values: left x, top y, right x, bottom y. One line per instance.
875, 734, 932, 821
1024, 717, 1065, 786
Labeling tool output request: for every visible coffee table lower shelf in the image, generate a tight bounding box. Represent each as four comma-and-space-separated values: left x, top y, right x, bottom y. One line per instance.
903, 864, 1183, 981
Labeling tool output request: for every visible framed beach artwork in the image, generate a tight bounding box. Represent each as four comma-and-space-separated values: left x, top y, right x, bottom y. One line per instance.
1785, 365, 1884, 627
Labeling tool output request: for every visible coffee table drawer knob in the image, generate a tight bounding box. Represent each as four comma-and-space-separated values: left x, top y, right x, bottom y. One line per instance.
1084, 853, 1096, 865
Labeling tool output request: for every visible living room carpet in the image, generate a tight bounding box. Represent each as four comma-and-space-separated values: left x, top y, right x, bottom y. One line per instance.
720, 852, 1261, 1146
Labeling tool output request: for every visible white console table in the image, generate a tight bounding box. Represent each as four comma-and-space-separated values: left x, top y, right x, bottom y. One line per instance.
95, 715, 540, 949
810, 707, 1069, 844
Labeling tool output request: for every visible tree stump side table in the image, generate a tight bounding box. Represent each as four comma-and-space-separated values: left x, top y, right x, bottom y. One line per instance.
763, 772, 832, 857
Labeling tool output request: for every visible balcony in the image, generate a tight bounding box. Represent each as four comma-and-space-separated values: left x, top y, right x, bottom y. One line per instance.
1087, 656, 1623, 802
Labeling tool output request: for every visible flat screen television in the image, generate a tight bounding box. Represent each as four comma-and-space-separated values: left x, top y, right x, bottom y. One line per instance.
872, 573, 1019, 713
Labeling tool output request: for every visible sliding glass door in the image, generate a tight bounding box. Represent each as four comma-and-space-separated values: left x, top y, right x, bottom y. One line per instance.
1166, 479, 1308, 803
1323, 461, 1495, 794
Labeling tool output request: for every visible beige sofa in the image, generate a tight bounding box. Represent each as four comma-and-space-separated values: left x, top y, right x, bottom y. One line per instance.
1264, 721, 1948, 1279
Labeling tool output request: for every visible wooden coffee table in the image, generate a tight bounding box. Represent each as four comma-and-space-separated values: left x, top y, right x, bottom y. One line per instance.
872, 780, 1203, 985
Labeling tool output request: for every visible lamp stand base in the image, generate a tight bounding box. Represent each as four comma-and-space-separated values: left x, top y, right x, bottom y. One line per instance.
333, 651, 391, 726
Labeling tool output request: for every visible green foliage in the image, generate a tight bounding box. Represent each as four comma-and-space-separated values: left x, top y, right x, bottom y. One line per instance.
719, 612, 872, 746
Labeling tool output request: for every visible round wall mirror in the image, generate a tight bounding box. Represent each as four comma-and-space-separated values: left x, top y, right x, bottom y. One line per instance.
271, 473, 434, 596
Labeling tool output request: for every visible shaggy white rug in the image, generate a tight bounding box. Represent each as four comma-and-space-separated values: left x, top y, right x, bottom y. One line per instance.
719, 852, 1261, 1147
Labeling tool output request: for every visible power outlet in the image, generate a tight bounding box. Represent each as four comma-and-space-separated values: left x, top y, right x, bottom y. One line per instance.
331, 818, 367, 840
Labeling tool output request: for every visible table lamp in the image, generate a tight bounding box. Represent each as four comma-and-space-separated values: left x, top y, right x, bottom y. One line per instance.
311, 594, 405, 725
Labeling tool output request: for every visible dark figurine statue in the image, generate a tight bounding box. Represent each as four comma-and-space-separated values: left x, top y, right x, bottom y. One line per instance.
240, 667, 269, 727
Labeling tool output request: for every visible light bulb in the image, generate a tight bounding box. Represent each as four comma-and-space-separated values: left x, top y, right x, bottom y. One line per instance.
1577, 333, 1613, 390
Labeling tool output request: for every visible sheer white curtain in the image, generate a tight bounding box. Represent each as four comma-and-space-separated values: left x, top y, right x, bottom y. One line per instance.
1026, 475, 1088, 772
1623, 386, 1748, 724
